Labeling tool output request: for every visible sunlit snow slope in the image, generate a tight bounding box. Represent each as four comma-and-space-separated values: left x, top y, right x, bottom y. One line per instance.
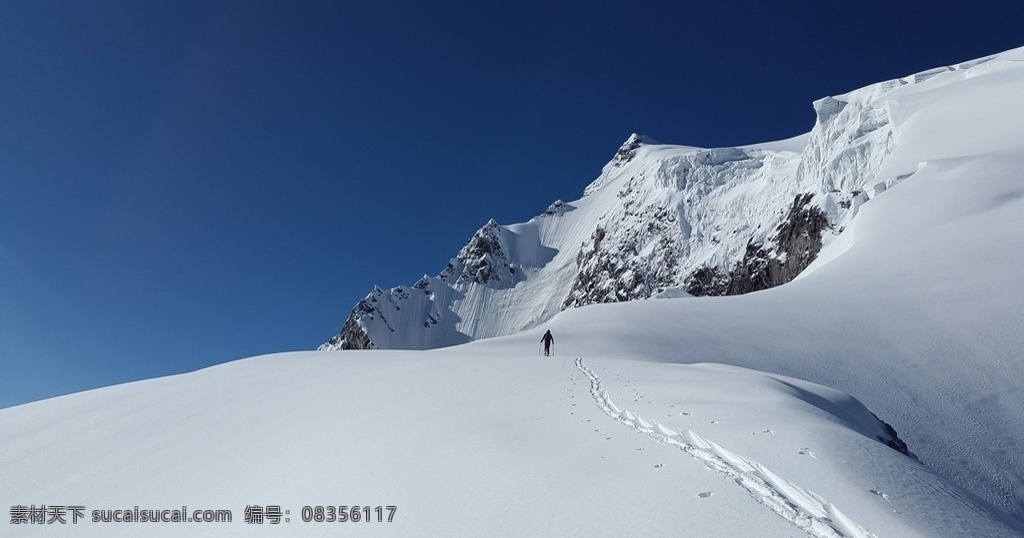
1, 350, 1020, 536
3, 46, 1024, 537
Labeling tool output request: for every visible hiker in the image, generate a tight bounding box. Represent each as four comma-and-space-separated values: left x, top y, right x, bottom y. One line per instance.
541, 330, 554, 356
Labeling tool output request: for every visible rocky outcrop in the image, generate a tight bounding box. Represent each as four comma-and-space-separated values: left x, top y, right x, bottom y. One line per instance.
319, 218, 522, 351
726, 194, 830, 295
318, 293, 378, 350
684, 266, 731, 297
876, 414, 913, 457
439, 219, 520, 288
613, 133, 645, 165
583, 133, 656, 197
562, 204, 681, 309
540, 199, 573, 217
682, 194, 830, 296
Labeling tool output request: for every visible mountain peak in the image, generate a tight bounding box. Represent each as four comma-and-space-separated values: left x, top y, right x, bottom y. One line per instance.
613, 133, 656, 166
439, 219, 519, 288
321, 47, 1024, 357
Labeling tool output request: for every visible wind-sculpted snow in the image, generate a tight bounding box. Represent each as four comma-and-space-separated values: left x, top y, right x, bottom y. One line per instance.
575, 357, 878, 538
4, 347, 1019, 536
562, 355, 1023, 536
796, 93, 895, 201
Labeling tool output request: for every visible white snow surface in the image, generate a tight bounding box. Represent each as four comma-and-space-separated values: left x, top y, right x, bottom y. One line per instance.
3, 47, 1024, 536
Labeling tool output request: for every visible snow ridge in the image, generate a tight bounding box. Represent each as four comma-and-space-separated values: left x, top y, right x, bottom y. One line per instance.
575, 357, 877, 538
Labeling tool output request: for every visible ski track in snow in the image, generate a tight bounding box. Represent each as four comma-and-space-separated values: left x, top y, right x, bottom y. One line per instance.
574, 357, 877, 538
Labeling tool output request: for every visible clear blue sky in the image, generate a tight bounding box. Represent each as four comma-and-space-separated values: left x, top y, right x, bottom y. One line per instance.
1, 1, 1021, 409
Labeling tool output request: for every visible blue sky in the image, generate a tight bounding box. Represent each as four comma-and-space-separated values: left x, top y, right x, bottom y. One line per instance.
1, 1, 1021, 409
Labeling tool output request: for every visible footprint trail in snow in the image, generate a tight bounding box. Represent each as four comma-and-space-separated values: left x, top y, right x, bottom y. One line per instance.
574, 357, 877, 538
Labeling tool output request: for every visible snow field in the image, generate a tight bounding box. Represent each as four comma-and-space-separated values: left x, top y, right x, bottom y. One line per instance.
6, 45, 1024, 538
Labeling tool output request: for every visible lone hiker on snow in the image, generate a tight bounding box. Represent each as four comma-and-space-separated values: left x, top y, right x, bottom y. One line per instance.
541, 330, 554, 356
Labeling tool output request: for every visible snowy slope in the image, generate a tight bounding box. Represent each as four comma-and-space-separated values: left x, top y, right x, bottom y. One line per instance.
1, 351, 1018, 537
4, 46, 1024, 537
322, 46, 1022, 353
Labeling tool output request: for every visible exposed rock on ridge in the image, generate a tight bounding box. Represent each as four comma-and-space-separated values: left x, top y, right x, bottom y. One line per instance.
680, 194, 831, 296
439, 219, 520, 288
562, 203, 682, 308
613, 133, 646, 166
319, 289, 382, 350
728, 194, 830, 294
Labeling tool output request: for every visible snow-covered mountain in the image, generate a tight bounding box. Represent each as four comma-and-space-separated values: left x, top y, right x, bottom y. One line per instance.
4, 46, 1024, 537
322, 49, 1002, 351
